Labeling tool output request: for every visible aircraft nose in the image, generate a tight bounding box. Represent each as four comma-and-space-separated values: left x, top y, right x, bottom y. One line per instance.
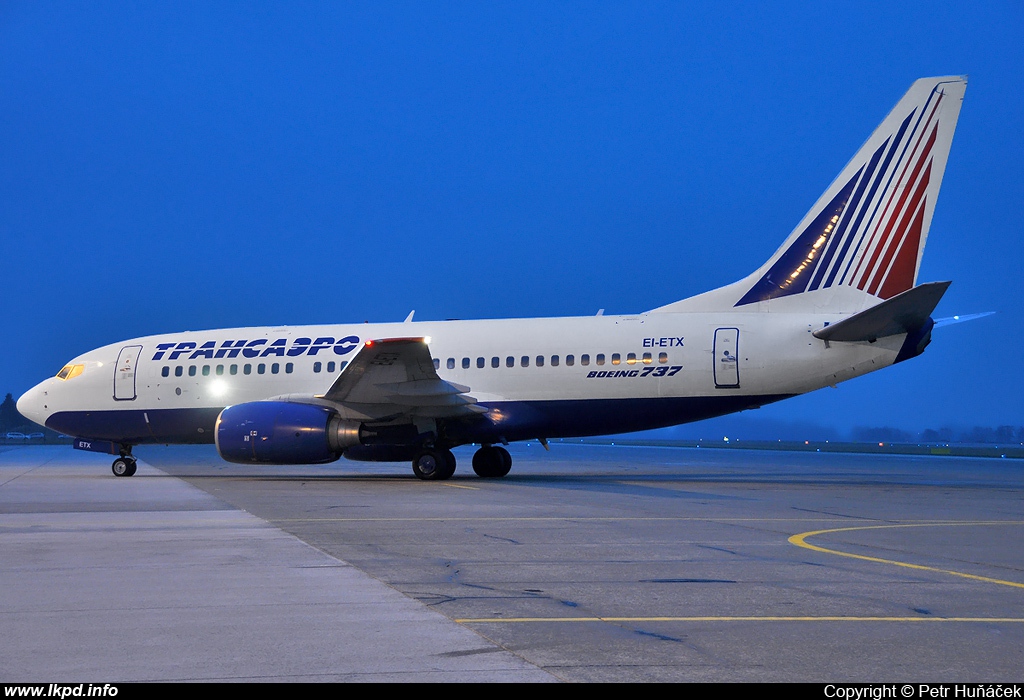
17, 382, 49, 428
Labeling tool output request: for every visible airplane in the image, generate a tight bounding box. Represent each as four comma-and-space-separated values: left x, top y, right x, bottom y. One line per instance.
17, 76, 968, 481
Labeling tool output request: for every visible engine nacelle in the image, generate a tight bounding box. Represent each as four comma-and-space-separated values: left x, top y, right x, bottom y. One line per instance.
215, 401, 363, 465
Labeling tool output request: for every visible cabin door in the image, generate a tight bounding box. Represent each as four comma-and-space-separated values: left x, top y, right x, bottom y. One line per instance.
713, 328, 740, 388
113, 345, 143, 401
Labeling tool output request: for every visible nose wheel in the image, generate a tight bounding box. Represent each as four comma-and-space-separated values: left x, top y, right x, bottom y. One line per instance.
112, 456, 137, 477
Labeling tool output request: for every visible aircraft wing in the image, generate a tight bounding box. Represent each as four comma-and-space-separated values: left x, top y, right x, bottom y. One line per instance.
321, 337, 484, 420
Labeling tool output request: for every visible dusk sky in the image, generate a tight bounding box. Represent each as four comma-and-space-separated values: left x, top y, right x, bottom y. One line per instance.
2, 2, 1021, 436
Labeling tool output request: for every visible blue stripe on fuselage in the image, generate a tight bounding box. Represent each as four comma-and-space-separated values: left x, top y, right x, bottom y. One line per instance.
45, 394, 794, 452
46, 407, 224, 445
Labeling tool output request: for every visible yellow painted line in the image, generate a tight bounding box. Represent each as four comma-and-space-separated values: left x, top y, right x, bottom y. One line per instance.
789, 521, 1024, 589
457, 615, 1024, 624
270, 516, 875, 523
441, 482, 481, 491
616, 480, 722, 489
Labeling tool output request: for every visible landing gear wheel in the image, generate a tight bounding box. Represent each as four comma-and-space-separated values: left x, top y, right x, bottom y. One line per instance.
412, 449, 456, 481
472, 445, 512, 478
112, 456, 137, 477
441, 449, 457, 479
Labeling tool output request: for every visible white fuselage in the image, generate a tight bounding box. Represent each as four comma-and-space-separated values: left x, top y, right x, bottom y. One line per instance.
17, 310, 903, 447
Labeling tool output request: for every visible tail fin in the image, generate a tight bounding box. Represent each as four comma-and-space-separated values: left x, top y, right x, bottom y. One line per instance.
651, 76, 967, 314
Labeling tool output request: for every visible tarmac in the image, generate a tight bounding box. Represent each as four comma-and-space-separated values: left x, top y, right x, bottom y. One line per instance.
3, 441, 1023, 682
0, 445, 556, 682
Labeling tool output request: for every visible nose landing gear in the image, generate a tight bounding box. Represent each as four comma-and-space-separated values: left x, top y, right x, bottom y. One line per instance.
112, 448, 137, 477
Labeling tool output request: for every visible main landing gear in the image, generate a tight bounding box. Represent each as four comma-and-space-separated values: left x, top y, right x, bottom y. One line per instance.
410, 444, 514, 480
472, 445, 511, 478
411, 448, 456, 481
111, 448, 137, 477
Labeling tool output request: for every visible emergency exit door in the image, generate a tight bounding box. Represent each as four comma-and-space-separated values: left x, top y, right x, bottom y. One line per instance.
713, 328, 740, 388
113, 345, 143, 401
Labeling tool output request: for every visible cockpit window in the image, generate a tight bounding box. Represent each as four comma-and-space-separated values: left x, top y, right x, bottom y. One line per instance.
56, 364, 84, 380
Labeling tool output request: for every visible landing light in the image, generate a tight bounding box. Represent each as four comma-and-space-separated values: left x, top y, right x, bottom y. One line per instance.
209, 380, 229, 398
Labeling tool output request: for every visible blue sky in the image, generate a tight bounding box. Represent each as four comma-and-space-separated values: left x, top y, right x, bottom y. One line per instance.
2, 2, 1021, 435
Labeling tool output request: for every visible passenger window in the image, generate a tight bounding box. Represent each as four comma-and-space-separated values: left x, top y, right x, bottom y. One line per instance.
272, 363, 280, 374
626, 353, 637, 365
477, 357, 485, 369
506, 356, 514, 368
551, 355, 559, 367
285, 363, 293, 374
596, 354, 605, 366
340, 361, 347, 370
462, 357, 470, 369
328, 362, 337, 372
313, 362, 322, 373
536, 355, 544, 367
611, 353, 621, 365
581, 354, 590, 366
447, 358, 455, 370
243, 364, 251, 375
202, 365, 210, 376
257, 364, 266, 375
432, 359, 439, 370
491, 357, 499, 368
189, 366, 197, 377
659, 352, 668, 364
216, 364, 225, 375
230, 364, 238, 375
175, 366, 183, 377
642, 353, 652, 365
521, 356, 529, 367
566, 355, 574, 367
161, 366, 169, 377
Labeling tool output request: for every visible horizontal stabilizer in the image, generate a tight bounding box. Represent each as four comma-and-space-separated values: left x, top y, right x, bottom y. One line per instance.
933, 311, 994, 329
813, 281, 950, 342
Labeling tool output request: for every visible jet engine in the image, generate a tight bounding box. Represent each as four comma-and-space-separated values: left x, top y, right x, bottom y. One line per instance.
215, 401, 363, 464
